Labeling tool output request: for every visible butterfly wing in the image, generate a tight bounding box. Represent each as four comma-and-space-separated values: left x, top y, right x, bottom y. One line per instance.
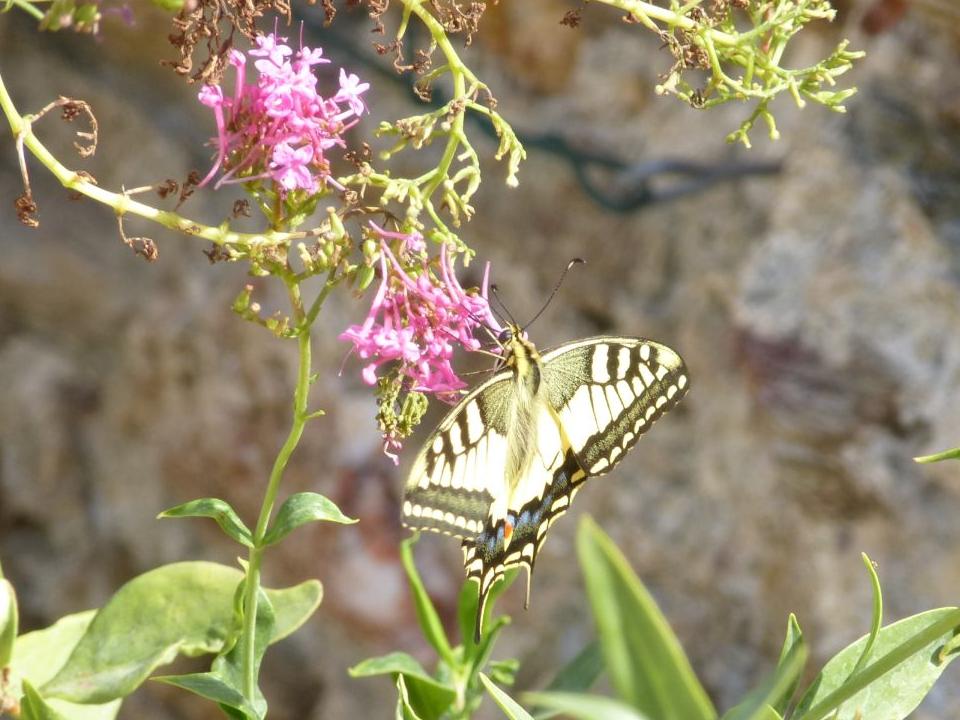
402, 369, 516, 539
541, 337, 690, 475
462, 336, 690, 638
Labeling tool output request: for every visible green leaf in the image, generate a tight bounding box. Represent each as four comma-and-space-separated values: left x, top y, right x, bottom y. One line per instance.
458, 569, 517, 664
721, 639, 806, 720
914, 446, 960, 463
524, 692, 652, 720
11, 612, 121, 720
207, 588, 276, 720
396, 675, 426, 720
488, 658, 521, 687
772, 614, 804, 714
531, 641, 605, 720
479, 672, 534, 720
794, 607, 960, 720
0, 577, 17, 666
350, 651, 457, 718
153, 672, 256, 717
159, 498, 253, 548
20, 680, 69, 720
400, 536, 454, 665
41, 562, 320, 704
849, 554, 883, 677
544, 640, 604, 695
269, 578, 322, 643
261, 492, 356, 547
576, 516, 716, 720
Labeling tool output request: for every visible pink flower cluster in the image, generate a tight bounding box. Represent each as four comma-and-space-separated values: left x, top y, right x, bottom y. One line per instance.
340, 224, 500, 401
197, 33, 369, 193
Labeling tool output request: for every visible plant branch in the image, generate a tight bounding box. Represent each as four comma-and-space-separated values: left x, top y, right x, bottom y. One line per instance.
240, 277, 314, 700
0, 70, 319, 250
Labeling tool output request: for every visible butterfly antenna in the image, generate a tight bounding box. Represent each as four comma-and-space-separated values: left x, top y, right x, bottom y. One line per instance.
523, 258, 586, 333
491, 285, 520, 327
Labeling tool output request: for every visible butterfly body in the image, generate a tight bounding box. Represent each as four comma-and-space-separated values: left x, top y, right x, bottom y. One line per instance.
402, 326, 689, 639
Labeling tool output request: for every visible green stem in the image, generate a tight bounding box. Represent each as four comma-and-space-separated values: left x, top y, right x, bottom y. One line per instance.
0, 69, 314, 250
240, 278, 312, 701
401, 0, 468, 202
597, 0, 738, 45
6, 0, 44, 20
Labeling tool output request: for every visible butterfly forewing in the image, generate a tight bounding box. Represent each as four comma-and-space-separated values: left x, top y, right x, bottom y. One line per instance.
402, 372, 515, 539
541, 337, 690, 475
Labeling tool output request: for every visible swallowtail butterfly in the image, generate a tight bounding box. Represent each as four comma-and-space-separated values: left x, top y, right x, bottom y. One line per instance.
402, 325, 689, 639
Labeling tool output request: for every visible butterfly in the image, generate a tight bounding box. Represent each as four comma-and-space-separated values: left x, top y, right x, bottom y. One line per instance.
402, 324, 689, 640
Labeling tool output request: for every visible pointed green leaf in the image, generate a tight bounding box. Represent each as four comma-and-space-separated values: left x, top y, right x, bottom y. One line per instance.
159, 498, 253, 548
41, 562, 320, 703
524, 692, 651, 720
11, 612, 121, 720
400, 536, 454, 665
396, 675, 426, 720
532, 641, 605, 720
577, 516, 716, 720
20, 680, 69, 720
208, 588, 276, 720
794, 607, 960, 720
261, 492, 357, 547
350, 651, 457, 716
349, 652, 436, 683
0, 578, 17, 666
721, 639, 806, 720
914, 446, 960, 463
772, 614, 804, 714
543, 641, 604, 695
269, 578, 322, 643
479, 673, 534, 720
153, 672, 256, 717
849, 554, 883, 677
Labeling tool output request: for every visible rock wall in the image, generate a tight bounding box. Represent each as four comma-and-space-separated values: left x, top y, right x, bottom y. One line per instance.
1, 2, 959, 718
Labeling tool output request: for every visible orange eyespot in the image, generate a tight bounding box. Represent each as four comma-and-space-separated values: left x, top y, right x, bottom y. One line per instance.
503, 520, 514, 543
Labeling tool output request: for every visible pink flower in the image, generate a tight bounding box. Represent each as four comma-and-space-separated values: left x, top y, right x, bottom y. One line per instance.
197, 32, 369, 194
336, 69, 370, 117
339, 224, 499, 405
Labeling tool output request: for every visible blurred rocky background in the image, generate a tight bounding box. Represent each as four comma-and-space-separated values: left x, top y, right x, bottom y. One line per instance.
2, 0, 959, 717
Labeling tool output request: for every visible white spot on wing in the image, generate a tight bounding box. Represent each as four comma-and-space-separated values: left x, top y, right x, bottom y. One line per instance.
616, 379, 634, 407
591, 345, 610, 383
451, 456, 465, 489
403, 501, 412, 516
667, 385, 678, 399
678, 374, 688, 390
465, 402, 483, 444
591, 385, 612, 429
656, 364, 669, 381
563, 385, 596, 450
591, 458, 609, 473
432, 435, 444, 454
639, 364, 656, 387
449, 422, 464, 454
631, 376, 644, 396
605, 384, 624, 420
656, 395, 667, 408
640, 344, 651, 361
